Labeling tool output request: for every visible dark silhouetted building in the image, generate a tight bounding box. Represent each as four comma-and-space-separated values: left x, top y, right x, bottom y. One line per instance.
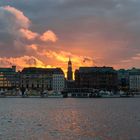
75, 67, 118, 91
117, 69, 129, 91
67, 58, 73, 80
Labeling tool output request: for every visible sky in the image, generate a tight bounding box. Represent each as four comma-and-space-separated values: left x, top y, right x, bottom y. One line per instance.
0, 0, 140, 74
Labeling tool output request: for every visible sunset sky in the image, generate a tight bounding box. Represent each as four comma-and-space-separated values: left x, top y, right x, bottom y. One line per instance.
0, 0, 140, 74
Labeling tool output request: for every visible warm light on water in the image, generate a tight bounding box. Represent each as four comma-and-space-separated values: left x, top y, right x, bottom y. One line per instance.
0, 98, 140, 140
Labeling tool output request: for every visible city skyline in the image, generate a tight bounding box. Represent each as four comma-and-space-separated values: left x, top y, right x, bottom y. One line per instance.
1, 0, 140, 74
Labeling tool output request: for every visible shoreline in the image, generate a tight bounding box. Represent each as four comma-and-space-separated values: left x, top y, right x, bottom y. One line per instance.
0, 95, 140, 98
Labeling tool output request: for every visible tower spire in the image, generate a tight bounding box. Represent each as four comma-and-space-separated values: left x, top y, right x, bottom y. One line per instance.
67, 57, 73, 80
69, 56, 70, 61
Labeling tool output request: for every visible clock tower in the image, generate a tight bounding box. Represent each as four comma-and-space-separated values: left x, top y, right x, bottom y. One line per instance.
67, 57, 73, 80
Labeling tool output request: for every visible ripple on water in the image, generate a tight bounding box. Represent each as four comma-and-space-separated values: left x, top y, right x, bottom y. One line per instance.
0, 98, 140, 140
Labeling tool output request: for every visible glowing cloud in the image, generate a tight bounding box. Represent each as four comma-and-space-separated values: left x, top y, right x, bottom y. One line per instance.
40, 30, 58, 42
44, 50, 95, 70
19, 29, 38, 40
0, 56, 54, 70
29, 44, 38, 51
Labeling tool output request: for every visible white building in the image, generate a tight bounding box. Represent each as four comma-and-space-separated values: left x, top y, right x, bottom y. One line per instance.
129, 68, 140, 91
52, 69, 65, 92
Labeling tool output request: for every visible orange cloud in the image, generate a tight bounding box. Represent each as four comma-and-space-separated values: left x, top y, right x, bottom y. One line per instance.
45, 50, 94, 65
29, 44, 38, 51
19, 29, 38, 40
40, 30, 57, 42
42, 50, 95, 75
19, 29, 58, 42
25, 44, 38, 52
0, 56, 54, 70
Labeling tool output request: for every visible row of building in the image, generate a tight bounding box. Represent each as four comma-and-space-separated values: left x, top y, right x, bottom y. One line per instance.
73, 67, 140, 92
67, 58, 140, 92
0, 66, 65, 92
0, 58, 140, 92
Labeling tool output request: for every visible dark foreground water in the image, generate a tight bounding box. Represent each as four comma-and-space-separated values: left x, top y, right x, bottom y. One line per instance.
0, 98, 140, 140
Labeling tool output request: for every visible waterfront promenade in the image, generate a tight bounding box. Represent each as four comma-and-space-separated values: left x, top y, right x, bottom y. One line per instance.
0, 94, 140, 98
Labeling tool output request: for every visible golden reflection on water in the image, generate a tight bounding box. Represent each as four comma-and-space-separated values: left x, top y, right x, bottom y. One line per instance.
49, 99, 98, 139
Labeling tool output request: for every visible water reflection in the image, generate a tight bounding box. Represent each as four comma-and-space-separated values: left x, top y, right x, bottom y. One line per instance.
0, 98, 140, 140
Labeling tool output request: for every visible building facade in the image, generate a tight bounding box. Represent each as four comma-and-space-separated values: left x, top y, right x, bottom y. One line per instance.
20, 68, 51, 90
0, 66, 19, 90
117, 69, 129, 91
129, 68, 140, 91
52, 68, 65, 92
20, 67, 65, 92
75, 67, 118, 91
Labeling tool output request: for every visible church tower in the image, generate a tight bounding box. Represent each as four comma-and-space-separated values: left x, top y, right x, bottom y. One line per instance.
67, 57, 73, 80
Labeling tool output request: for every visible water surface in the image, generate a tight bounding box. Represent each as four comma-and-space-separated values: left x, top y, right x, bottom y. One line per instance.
0, 98, 140, 140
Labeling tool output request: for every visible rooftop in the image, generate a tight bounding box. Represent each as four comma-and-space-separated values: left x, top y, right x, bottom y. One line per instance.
21, 67, 64, 75
76, 67, 116, 73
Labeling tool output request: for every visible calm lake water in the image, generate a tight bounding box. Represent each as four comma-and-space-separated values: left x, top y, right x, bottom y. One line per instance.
0, 98, 140, 140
